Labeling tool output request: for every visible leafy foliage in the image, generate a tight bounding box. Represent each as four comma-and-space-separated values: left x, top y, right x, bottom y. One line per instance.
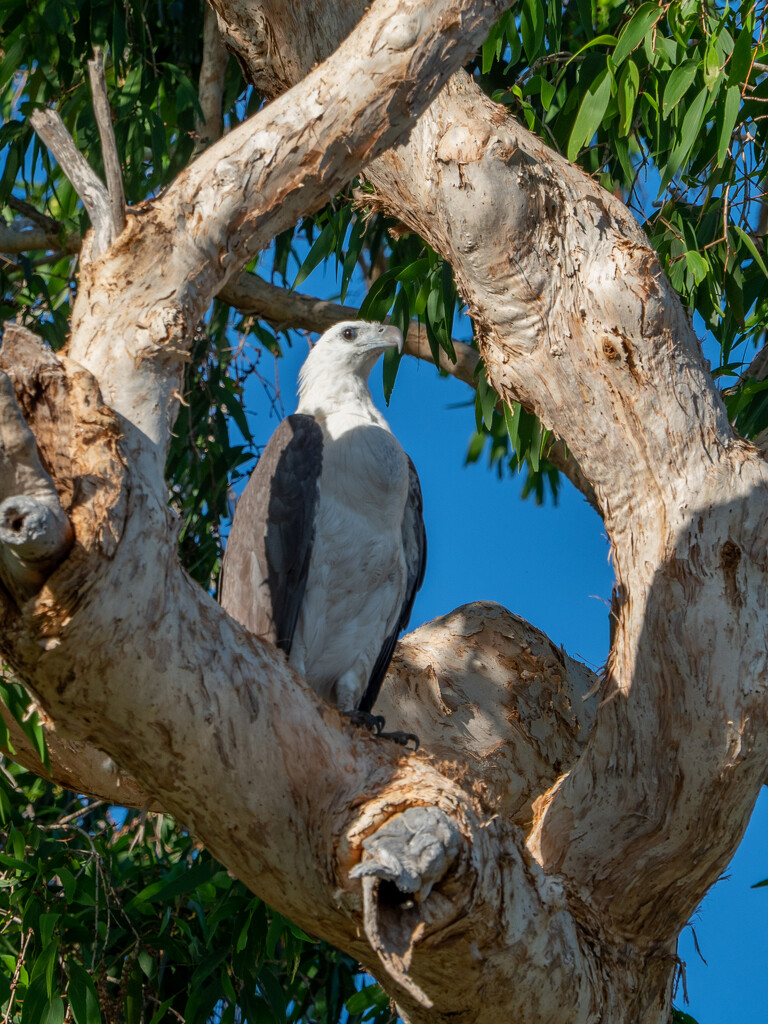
0, 760, 396, 1024
475, 0, 768, 432
168, 306, 255, 591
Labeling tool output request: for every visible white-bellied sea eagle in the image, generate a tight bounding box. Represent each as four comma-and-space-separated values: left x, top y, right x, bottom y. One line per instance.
220, 321, 426, 742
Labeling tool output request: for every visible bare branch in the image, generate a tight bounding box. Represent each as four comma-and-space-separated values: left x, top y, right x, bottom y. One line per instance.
6, 196, 60, 233
87, 47, 126, 239
195, 5, 229, 153
219, 271, 480, 384
0, 219, 80, 255
28, 109, 112, 258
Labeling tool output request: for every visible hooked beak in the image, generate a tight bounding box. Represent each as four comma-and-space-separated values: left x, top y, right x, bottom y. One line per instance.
380, 324, 404, 353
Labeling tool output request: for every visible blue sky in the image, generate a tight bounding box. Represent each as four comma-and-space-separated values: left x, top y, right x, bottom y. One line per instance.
242, 249, 768, 1021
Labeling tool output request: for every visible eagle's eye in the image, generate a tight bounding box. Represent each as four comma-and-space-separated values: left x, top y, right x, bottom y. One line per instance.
342, 327, 356, 341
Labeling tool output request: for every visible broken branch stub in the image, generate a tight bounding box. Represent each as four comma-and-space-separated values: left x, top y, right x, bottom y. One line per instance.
0, 368, 72, 603
350, 807, 462, 1007
0, 324, 127, 627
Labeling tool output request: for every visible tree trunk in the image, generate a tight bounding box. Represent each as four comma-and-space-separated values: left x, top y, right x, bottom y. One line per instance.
1, 0, 766, 1021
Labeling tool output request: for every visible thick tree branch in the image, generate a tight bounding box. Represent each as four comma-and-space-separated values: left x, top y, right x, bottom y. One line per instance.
3, 600, 599, 826
220, 271, 480, 384
0, 681, 153, 810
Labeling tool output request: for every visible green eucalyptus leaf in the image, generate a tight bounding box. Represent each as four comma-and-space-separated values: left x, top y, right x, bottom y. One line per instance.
703, 37, 722, 88
521, 0, 546, 63
503, 401, 521, 450
567, 65, 613, 162
617, 59, 639, 136
359, 268, 398, 322
21, 975, 65, 1024
685, 251, 709, 285
732, 225, 768, 279
728, 22, 755, 87
661, 86, 709, 187
482, 16, 505, 74
30, 939, 60, 997
291, 221, 334, 291
662, 60, 698, 118
477, 376, 497, 431
716, 85, 740, 166
67, 962, 102, 1024
613, 3, 665, 66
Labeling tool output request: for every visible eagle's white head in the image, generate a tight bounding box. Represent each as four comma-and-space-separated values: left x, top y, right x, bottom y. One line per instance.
297, 321, 403, 419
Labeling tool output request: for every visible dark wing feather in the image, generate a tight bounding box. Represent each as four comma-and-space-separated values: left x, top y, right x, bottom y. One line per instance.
358, 456, 427, 713
220, 414, 323, 653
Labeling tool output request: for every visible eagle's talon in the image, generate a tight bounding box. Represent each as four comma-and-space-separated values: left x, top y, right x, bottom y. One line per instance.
347, 709, 385, 734
379, 730, 420, 750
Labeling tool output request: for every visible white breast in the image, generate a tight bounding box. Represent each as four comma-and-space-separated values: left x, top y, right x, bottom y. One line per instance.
290, 415, 410, 709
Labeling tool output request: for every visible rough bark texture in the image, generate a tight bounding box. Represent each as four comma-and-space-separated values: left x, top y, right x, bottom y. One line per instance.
218, 3, 768, 1017
1, 0, 766, 1021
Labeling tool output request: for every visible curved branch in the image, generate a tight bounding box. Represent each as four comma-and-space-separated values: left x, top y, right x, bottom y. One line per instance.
219, 271, 480, 384
2, 600, 600, 825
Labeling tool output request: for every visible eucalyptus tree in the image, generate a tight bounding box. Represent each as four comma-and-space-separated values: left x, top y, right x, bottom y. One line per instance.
0, 1, 766, 1022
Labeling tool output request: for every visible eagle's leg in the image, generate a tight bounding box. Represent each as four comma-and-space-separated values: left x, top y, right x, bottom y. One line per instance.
338, 672, 419, 749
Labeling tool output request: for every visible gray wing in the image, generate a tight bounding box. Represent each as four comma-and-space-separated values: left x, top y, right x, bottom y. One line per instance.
220, 414, 323, 654
358, 455, 427, 713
